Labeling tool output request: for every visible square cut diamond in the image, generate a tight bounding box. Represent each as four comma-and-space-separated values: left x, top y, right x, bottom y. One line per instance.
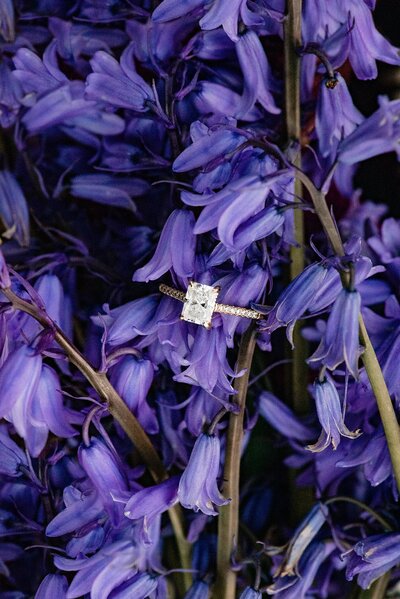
181, 282, 219, 328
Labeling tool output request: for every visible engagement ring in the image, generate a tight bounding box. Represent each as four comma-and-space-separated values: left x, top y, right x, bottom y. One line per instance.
159, 281, 263, 329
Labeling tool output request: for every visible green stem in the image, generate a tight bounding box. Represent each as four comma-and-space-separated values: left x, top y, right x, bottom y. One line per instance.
325, 496, 392, 531
1, 285, 192, 592
284, 0, 309, 414
293, 170, 400, 493
215, 324, 257, 598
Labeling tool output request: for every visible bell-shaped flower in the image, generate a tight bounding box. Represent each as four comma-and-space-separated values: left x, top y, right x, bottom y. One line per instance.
0, 170, 30, 247
12, 44, 68, 99
46, 486, 104, 537
94, 294, 160, 346
110, 572, 159, 599
274, 503, 328, 577
235, 30, 280, 116
0, 345, 42, 436
0, 62, 22, 128
153, 0, 205, 22
124, 476, 179, 541
133, 209, 196, 282
258, 391, 313, 443
307, 376, 361, 453
338, 96, 400, 164
177, 433, 229, 515
173, 124, 246, 172
0, 429, 28, 477
70, 173, 148, 211
183, 580, 210, 599
86, 44, 154, 111
308, 289, 361, 378
258, 262, 329, 345
345, 533, 400, 589
109, 355, 158, 434
0, 0, 14, 42
78, 438, 129, 526
316, 73, 363, 159
34, 574, 68, 599
199, 0, 263, 42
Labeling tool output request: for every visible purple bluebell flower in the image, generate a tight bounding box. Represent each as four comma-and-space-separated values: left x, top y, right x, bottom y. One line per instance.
46, 486, 103, 537
268, 541, 334, 596
86, 45, 154, 112
275, 503, 328, 577
235, 30, 280, 116
173, 124, 246, 173
133, 209, 196, 283
258, 391, 312, 442
338, 97, 400, 164
0, 345, 42, 434
0, 62, 22, 128
0, 0, 14, 42
152, 0, 205, 23
345, 533, 400, 589
308, 375, 361, 452
110, 572, 159, 599
199, 0, 262, 42
258, 262, 329, 345
0, 429, 28, 477
0, 170, 30, 247
184, 579, 210, 599
70, 173, 148, 211
34, 574, 68, 599
12, 44, 67, 99
124, 476, 179, 540
239, 587, 261, 599
109, 355, 158, 434
178, 433, 229, 515
78, 438, 128, 526
308, 289, 361, 378
316, 73, 363, 159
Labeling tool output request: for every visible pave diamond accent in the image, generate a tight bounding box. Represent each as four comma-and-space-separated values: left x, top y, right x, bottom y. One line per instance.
181, 282, 219, 328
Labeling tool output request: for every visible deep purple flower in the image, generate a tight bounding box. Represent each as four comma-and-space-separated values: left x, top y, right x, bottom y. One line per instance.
308, 289, 361, 378
0, 62, 22, 128
0, 0, 14, 42
70, 173, 149, 211
12, 44, 67, 98
316, 73, 363, 159
173, 124, 246, 173
110, 572, 159, 599
46, 486, 104, 538
109, 355, 158, 434
178, 433, 229, 515
35, 573, 68, 599
235, 30, 280, 116
0, 429, 28, 477
152, 0, 205, 23
78, 438, 128, 526
133, 209, 196, 282
199, 0, 263, 42
307, 375, 361, 452
0, 171, 29, 247
86, 45, 154, 111
346, 533, 400, 589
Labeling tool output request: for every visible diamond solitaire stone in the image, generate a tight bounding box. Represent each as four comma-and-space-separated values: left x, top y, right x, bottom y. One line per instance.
181, 282, 219, 328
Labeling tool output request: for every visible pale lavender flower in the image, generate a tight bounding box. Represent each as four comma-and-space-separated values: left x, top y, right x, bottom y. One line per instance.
178, 433, 229, 515
307, 375, 361, 452
308, 289, 361, 378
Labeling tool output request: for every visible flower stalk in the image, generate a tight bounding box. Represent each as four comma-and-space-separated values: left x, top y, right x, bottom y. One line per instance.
215, 324, 257, 598
0, 284, 192, 592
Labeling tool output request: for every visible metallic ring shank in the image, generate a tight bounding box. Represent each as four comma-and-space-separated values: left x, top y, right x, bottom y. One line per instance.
159, 284, 262, 320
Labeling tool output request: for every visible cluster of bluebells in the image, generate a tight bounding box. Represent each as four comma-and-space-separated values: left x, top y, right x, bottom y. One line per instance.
1, 0, 400, 597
